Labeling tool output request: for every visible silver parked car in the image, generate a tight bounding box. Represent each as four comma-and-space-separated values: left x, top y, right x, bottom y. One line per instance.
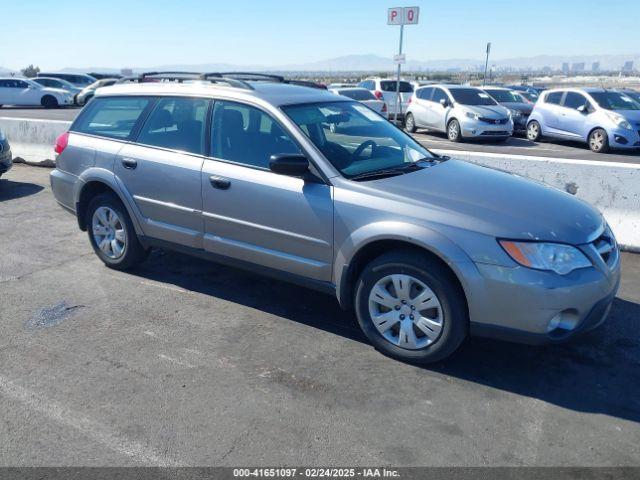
482, 87, 532, 134
357, 78, 413, 121
50, 76, 620, 363
405, 85, 514, 142
329, 87, 388, 118
527, 88, 640, 153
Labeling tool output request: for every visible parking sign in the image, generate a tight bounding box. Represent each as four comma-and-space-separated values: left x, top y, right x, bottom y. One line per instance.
387, 6, 420, 25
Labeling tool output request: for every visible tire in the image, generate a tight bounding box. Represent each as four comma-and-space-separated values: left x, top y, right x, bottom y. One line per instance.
86, 193, 148, 270
447, 119, 462, 142
526, 120, 542, 141
404, 113, 417, 133
354, 250, 468, 364
588, 128, 609, 153
41, 95, 59, 109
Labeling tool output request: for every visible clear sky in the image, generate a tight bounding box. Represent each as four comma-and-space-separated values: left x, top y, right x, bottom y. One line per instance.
3, 0, 639, 70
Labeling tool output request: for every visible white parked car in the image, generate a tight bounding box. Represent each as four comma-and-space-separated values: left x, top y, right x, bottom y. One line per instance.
330, 87, 388, 118
357, 78, 414, 121
0, 78, 75, 108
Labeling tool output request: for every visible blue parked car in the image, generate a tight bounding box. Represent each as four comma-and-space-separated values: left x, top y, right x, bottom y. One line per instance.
527, 88, 640, 153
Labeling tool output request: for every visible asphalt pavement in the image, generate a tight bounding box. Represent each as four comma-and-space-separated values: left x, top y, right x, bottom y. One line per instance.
2, 106, 639, 164
1, 164, 639, 467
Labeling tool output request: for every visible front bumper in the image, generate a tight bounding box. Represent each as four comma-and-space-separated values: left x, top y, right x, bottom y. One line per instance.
468, 247, 621, 345
607, 126, 640, 150
460, 117, 513, 138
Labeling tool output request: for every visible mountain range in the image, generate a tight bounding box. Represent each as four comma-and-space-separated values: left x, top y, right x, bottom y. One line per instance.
2, 53, 638, 74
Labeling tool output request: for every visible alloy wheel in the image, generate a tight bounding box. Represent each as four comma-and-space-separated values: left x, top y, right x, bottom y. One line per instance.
590, 130, 605, 151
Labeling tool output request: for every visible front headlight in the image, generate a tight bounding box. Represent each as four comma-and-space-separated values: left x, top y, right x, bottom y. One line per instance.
465, 111, 479, 120
509, 108, 522, 118
605, 111, 633, 130
499, 240, 592, 275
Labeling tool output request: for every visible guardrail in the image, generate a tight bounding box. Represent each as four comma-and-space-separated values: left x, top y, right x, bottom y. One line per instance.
2, 117, 639, 250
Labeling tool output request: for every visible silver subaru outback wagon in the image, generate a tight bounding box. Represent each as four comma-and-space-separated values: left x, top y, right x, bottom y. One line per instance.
50, 74, 621, 363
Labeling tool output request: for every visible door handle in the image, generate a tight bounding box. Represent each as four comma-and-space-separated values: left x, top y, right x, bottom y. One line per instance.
121, 158, 137, 170
209, 175, 231, 190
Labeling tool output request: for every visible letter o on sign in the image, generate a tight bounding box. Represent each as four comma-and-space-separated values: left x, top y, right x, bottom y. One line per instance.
402, 6, 420, 25
406, 9, 414, 21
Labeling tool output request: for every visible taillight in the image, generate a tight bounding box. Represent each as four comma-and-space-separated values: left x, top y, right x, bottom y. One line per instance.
374, 90, 383, 99
381, 103, 387, 112
54, 131, 69, 155
408, 96, 412, 104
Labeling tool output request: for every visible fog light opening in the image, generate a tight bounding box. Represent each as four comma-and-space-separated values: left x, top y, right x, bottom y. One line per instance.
614, 135, 628, 145
547, 310, 580, 338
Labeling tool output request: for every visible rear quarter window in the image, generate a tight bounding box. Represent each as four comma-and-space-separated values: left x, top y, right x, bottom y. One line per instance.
72, 96, 152, 140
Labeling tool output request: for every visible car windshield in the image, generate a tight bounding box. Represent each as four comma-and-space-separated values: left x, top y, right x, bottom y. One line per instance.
485, 89, 522, 103
380, 81, 413, 93
589, 91, 640, 111
283, 101, 435, 179
450, 88, 497, 106
338, 89, 376, 101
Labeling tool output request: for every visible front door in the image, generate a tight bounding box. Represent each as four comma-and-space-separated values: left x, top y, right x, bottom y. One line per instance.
201, 100, 333, 282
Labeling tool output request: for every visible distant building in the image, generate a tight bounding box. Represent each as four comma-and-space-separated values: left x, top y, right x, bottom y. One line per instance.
622, 61, 634, 73
571, 62, 585, 72
562, 62, 570, 74
542, 66, 552, 73
592, 62, 600, 72
121, 68, 133, 77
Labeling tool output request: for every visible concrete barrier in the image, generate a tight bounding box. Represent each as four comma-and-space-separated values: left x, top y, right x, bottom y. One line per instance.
0, 117, 71, 167
2, 117, 638, 249
433, 149, 640, 251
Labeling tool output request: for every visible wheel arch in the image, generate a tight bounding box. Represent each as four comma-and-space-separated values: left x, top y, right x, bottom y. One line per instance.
74, 171, 144, 235
335, 224, 474, 313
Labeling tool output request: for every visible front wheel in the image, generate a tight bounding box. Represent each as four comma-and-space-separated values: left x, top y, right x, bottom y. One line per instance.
354, 250, 468, 364
86, 193, 148, 270
588, 128, 609, 153
526, 120, 542, 141
404, 113, 417, 133
447, 119, 462, 142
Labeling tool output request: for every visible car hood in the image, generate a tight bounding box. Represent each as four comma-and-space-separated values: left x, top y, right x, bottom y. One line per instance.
499, 102, 532, 114
366, 159, 602, 244
613, 109, 640, 122
461, 104, 509, 118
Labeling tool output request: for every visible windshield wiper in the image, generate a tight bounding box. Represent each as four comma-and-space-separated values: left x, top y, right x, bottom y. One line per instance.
349, 160, 432, 181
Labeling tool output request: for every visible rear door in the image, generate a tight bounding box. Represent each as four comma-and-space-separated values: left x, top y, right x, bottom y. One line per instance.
540, 91, 565, 134
201, 100, 333, 282
411, 87, 433, 127
114, 96, 211, 248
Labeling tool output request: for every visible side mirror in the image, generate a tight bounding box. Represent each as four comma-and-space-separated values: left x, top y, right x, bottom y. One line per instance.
577, 104, 588, 114
439, 98, 449, 108
269, 153, 309, 178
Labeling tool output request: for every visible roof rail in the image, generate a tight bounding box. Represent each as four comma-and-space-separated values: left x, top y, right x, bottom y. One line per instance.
139, 71, 201, 83
203, 72, 285, 83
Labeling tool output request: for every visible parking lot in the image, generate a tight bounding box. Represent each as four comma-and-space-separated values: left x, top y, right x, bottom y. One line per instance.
2, 106, 640, 164
1, 163, 639, 466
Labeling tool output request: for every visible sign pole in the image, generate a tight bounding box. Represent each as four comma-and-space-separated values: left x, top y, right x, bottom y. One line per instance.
483, 42, 491, 85
394, 23, 404, 124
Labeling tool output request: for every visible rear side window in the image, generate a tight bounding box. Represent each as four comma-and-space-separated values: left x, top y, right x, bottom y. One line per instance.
211, 100, 300, 169
545, 92, 563, 105
73, 97, 151, 139
137, 97, 209, 155
417, 87, 434, 100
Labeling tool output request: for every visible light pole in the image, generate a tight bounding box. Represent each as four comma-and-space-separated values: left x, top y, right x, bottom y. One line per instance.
483, 42, 491, 85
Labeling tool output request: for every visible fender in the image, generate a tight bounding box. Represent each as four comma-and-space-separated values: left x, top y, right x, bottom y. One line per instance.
333, 220, 483, 309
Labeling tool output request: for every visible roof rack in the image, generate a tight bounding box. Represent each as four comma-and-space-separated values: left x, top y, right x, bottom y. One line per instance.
203, 72, 285, 83
139, 71, 201, 82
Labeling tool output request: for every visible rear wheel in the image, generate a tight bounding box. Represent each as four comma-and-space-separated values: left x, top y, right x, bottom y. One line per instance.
527, 120, 542, 141
41, 95, 58, 109
354, 250, 468, 364
404, 113, 417, 133
86, 193, 148, 270
588, 128, 609, 153
447, 119, 462, 142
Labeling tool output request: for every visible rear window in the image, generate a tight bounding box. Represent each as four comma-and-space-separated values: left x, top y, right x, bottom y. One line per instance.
73, 96, 151, 139
380, 81, 413, 93
338, 89, 376, 101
